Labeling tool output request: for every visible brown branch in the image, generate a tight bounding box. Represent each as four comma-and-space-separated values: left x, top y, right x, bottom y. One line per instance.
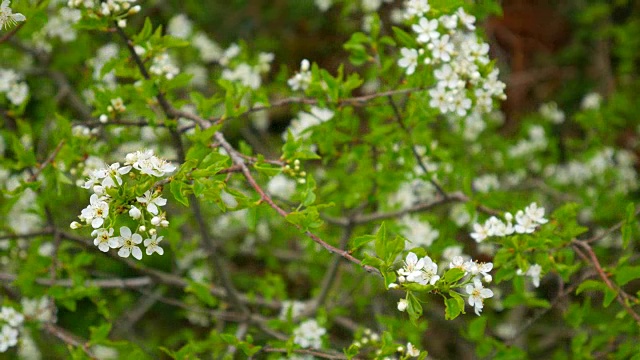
0, 229, 54, 240
43, 323, 95, 359
389, 95, 447, 198
571, 239, 640, 324
213, 131, 381, 276
582, 206, 640, 244
59, 231, 280, 310
0, 23, 24, 44
262, 346, 352, 360
208, 88, 422, 125
0, 273, 153, 288
27, 140, 66, 183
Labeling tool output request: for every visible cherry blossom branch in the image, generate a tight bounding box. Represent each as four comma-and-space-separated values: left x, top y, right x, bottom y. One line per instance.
43, 323, 96, 359
0, 273, 153, 288
213, 131, 381, 276
388, 95, 448, 198
208, 88, 422, 124
571, 239, 640, 324
27, 140, 66, 183
308, 222, 355, 315
262, 346, 351, 359
582, 205, 640, 244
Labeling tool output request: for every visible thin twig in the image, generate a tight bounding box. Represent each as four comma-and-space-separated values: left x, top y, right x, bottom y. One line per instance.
0, 273, 153, 288
571, 239, 640, 324
27, 140, 66, 183
262, 346, 352, 360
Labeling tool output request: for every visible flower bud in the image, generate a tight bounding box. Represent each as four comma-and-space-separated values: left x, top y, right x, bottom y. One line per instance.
388, 283, 399, 289
484, 274, 492, 283
397, 299, 408, 312
151, 216, 161, 226
149, 228, 157, 235
139, 226, 146, 232
99, 114, 108, 123
70, 221, 81, 229
118, 19, 127, 28
129, 206, 141, 220
129, 5, 141, 14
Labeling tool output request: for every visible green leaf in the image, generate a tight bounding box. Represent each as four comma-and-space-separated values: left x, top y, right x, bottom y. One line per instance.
392, 27, 417, 48
285, 206, 323, 231
444, 297, 461, 320
407, 292, 423, 325
89, 323, 112, 344
444, 268, 465, 283
374, 222, 387, 260
615, 265, 640, 286
351, 234, 376, 251
185, 280, 217, 307
467, 316, 487, 341
621, 203, 636, 249
170, 180, 190, 206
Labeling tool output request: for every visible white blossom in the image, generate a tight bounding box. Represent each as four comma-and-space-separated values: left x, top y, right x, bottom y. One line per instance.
116, 226, 143, 260
79, 194, 110, 229
581, 92, 602, 110
293, 319, 326, 349
167, 14, 193, 39
144, 234, 164, 256
398, 48, 419, 75
136, 190, 167, 215
406, 342, 420, 357
91, 227, 118, 252
466, 278, 493, 315
288, 59, 312, 91
0, 1, 25, 30
397, 298, 408, 312
518, 264, 542, 288
0, 307, 23, 327
404, 0, 430, 19
400, 216, 439, 248
0, 325, 18, 353
413, 17, 439, 44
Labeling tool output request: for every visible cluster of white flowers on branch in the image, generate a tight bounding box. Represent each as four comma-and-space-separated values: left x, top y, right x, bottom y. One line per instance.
470, 202, 548, 242
392, 251, 495, 316
67, 0, 140, 28
71, 150, 175, 260
0, 306, 23, 352
398, 2, 506, 122
0, 68, 29, 106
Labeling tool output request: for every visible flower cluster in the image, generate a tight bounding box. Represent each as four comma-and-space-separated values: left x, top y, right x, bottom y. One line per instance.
509, 125, 548, 159
149, 53, 180, 80
350, 328, 381, 350
0, 0, 25, 30
396, 252, 440, 286
217, 43, 274, 90
67, 0, 141, 28
293, 319, 326, 349
392, 251, 495, 316
285, 106, 335, 141
539, 102, 565, 124
0, 68, 29, 106
39, 6, 83, 45
517, 263, 542, 288
71, 150, 175, 260
400, 215, 439, 249
0, 306, 23, 353
470, 202, 548, 243
397, 4, 506, 121
288, 59, 312, 91
546, 147, 638, 194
